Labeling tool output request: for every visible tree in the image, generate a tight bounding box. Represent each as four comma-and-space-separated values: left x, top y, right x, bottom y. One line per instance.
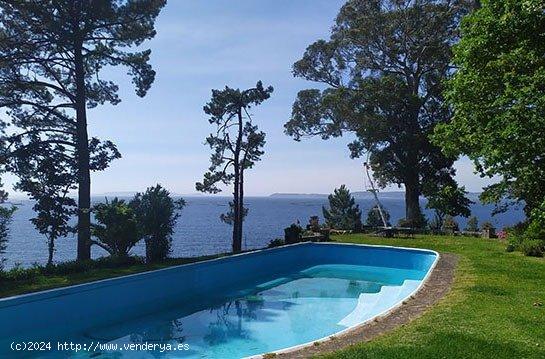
92, 198, 141, 258
12, 146, 76, 265
426, 184, 472, 228
131, 185, 185, 262
196, 82, 273, 253
465, 216, 478, 232
284, 0, 474, 224
366, 205, 390, 227
433, 0, 545, 217
0, 205, 16, 271
0, 1, 166, 261
323, 185, 362, 230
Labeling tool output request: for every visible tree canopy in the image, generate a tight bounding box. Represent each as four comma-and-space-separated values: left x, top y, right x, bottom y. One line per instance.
284, 0, 474, 224
434, 0, 545, 216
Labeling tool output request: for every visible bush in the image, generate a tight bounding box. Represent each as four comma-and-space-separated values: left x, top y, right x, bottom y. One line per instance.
268, 238, 285, 248
520, 239, 544, 257
92, 198, 142, 258
366, 205, 390, 227
284, 223, 303, 244
131, 185, 185, 263
442, 215, 459, 233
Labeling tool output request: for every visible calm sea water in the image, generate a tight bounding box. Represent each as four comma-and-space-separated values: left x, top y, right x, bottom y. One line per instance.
2, 196, 524, 269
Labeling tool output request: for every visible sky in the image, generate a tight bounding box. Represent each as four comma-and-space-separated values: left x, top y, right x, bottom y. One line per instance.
6, 0, 495, 197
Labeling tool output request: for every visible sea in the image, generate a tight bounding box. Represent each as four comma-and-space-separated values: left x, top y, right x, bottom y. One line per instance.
1, 193, 525, 269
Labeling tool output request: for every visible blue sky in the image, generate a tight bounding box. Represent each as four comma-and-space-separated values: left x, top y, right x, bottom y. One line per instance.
7, 0, 494, 197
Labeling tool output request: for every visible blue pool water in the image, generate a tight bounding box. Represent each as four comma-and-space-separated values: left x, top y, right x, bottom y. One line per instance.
0, 243, 437, 358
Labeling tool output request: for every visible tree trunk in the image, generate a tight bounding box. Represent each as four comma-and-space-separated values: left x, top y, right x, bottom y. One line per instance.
238, 167, 245, 251
232, 164, 241, 253
404, 179, 422, 226
74, 41, 92, 261
231, 109, 244, 253
47, 236, 54, 266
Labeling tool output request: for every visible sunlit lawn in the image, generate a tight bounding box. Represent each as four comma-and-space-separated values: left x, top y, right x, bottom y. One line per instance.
326, 234, 545, 359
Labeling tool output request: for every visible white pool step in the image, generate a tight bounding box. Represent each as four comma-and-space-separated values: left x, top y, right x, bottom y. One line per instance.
338, 279, 421, 328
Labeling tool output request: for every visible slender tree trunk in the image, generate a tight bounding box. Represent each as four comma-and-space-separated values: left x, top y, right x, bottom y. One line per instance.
47, 236, 54, 266
232, 164, 241, 253
74, 41, 92, 261
238, 168, 244, 251
231, 109, 244, 253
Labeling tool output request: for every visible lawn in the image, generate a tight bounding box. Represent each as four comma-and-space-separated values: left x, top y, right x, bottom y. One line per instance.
326, 234, 545, 359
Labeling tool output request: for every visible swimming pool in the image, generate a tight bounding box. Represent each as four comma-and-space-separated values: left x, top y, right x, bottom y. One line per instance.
0, 243, 438, 358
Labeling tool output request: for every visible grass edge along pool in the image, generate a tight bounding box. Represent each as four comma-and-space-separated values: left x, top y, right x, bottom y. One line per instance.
0, 243, 439, 358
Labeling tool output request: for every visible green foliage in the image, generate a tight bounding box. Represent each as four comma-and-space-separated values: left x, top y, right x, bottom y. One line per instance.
442, 215, 460, 232
196, 81, 272, 253
0, 205, 16, 271
426, 185, 472, 224
92, 198, 141, 258
434, 0, 545, 215
0, 0, 166, 260
284, 0, 473, 222
465, 216, 479, 232
520, 239, 544, 257
131, 185, 185, 263
11, 149, 77, 265
267, 238, 285, 248
284, 223, 303, 244
366, 205, 390, 227
323, 185, 362, 230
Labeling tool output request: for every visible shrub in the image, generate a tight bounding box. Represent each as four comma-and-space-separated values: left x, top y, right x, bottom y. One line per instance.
92, 198, 142, 258
442, 215, 459, 233
366, 205, 390, 227
284, 223, 303, 244
268, 238, 285, 248
131, 185, 185, 263
520, 239, 544, 257
307, 216, 321, 232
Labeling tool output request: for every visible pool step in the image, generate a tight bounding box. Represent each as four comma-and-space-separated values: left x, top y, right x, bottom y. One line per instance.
337, 279, 421, 328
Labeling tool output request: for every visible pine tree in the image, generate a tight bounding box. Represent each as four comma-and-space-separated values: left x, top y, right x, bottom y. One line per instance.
323, 185, 362, 230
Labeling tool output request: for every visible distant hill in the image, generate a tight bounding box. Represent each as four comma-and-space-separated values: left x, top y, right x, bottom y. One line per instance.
270, 191, 482, 201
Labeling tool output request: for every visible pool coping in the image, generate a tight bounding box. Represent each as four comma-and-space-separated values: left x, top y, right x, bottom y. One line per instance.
245, 242, 440, 358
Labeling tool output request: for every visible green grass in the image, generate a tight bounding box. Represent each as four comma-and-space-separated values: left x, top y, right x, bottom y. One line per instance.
325, 234, 545, 359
